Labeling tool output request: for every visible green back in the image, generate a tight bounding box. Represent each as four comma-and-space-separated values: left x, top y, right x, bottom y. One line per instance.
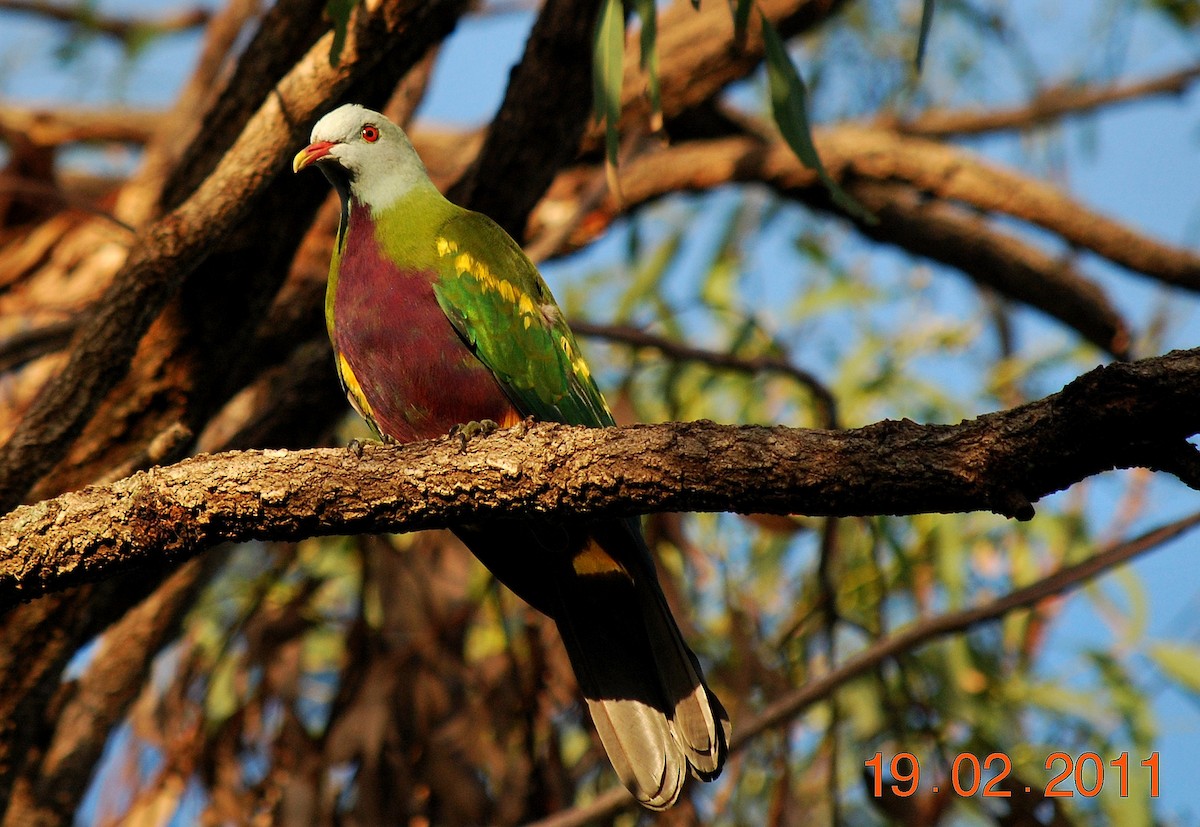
420, 207, 614, 427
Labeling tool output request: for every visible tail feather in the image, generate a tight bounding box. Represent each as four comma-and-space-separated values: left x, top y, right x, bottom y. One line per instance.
454, 520, 729, 809
586, 698, 684, 809
552, 528, 729, 809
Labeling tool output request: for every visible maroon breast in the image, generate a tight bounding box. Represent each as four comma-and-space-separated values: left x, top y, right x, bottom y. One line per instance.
331, 204, 518, 443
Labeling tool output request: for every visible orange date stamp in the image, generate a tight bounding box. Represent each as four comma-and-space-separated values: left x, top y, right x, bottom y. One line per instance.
865, 751, 1160, 798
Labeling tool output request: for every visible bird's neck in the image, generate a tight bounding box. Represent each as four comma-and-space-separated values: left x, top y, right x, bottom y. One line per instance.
335, 181, 456, 271
350, 170, 441, 218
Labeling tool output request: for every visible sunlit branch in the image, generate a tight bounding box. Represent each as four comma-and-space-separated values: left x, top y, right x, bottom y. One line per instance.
2, 347, 1199, 609
0, 105, 161, 147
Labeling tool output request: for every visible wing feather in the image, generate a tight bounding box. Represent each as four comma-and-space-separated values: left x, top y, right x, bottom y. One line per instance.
431, 211, 614, 427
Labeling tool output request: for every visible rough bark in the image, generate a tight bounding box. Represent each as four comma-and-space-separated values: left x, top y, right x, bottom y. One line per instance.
1, 349, 1198, 609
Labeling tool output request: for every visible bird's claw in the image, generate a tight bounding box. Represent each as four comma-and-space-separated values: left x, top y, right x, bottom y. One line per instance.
449, 419, 499, 451
347, 438, 364, 459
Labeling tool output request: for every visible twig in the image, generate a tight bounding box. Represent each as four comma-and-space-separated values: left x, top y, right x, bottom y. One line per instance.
0, 0, 210, 43
890, 63, 1200, 138
569, 320, 840, 427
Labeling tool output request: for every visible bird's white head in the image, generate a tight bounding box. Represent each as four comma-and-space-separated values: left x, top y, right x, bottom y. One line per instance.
292, 103, 434, 211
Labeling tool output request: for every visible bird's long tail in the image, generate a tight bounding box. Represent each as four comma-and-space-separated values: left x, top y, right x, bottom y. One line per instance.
550, 526, 730, 810
455, 520, 729, 809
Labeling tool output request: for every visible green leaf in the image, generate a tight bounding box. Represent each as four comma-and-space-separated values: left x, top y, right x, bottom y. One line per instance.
760, 14, 875, 224
915, 0, 935, 72
633, 0, 662, 131
593, 0, 625, 196
325, 0, 359, 66
1149, 640, 1200, 697
733, 0, 754, 44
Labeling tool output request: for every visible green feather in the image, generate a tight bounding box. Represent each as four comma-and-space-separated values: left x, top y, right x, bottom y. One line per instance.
428, 210, 615, 427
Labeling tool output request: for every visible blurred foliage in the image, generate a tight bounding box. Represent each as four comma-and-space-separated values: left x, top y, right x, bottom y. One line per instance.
20, 0, 1198, 824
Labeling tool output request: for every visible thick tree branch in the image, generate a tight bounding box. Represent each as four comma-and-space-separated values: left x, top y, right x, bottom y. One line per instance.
0, 0, 469, 514
445, 0, 603, 237
544, 133, 1134, 355
1, 349, 1198, 609
0, 105, 161, 147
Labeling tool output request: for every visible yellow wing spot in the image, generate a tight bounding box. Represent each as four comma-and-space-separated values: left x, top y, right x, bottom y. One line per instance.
444, 246, 547, 327
454, 252, 475, 277
572, 356, 592, 380
572, 539, 629, 578
337, 352, 376, 421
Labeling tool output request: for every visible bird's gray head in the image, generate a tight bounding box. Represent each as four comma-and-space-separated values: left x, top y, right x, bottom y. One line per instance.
292, 103, 432, 210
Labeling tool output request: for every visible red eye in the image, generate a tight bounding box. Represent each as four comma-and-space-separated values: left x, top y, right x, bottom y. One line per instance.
361, 124, 379, 143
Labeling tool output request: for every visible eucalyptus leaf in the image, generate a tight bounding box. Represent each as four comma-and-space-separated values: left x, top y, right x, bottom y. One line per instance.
325, 0, 359, 66
593, 0, 625, 195
760, 15, 876, 224
1149, 641, 1200, 697
916, 0, 935, 71
633, 0, 662, 131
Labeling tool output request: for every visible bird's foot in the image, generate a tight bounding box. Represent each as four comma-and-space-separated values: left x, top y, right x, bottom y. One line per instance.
449, 419, 499, 452
347, 438, 364, 459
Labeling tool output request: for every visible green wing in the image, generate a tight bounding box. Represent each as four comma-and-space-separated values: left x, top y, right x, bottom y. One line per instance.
430, 210, 615, 427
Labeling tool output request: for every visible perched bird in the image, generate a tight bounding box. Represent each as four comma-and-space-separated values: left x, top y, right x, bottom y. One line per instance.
294, 104, 729, 809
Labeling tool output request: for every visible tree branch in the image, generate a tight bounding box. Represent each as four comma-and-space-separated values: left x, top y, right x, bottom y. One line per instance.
2, 349, 1198, 609
889, 63, 1200, 138
0, 0, 210, 43
545, 134, 1135, 356
570, 320, 841, 427
0, 0, 469, 514
445, 0, 604, 238
0, 105, 162, 147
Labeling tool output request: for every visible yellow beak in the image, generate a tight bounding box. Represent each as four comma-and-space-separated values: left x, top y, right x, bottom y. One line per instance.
292, 140, 337, 172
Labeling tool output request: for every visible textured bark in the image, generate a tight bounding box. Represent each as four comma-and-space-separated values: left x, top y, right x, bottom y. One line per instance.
0, 0, 470, 515
1, 349, 1198, 609
0, 2, 469, 814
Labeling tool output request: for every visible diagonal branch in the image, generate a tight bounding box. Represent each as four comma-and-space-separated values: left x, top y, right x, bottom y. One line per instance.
889, 63, 1200, 138
1, 348, 1199, 609
445, 0, 604, 238
545, 134, 1134, 356
0, 0, 469, 514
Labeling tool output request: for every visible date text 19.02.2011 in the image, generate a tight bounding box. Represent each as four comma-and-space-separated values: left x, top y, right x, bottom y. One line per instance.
865, 751, 1160, 799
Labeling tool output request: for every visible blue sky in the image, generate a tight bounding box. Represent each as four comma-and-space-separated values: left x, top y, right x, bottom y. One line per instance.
2, 0, 1199, 822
